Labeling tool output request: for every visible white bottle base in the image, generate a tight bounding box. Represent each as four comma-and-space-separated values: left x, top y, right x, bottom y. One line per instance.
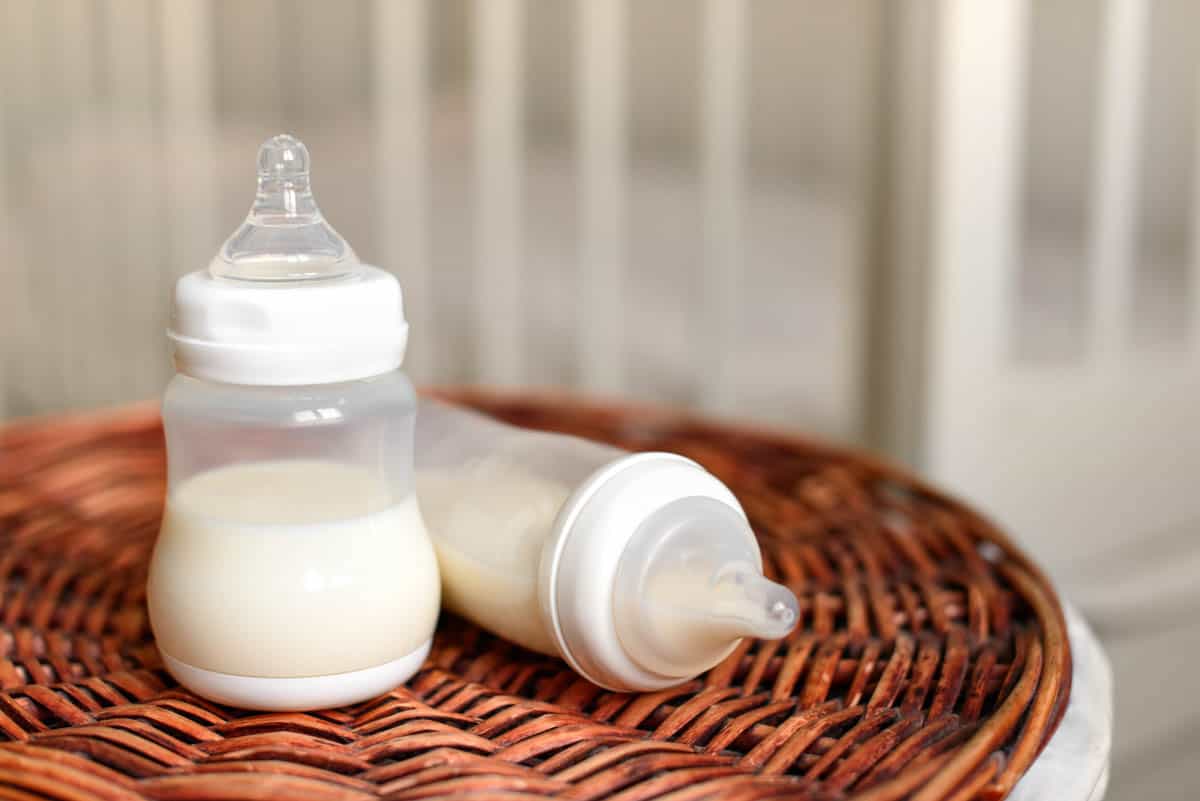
160, 638, 432, 711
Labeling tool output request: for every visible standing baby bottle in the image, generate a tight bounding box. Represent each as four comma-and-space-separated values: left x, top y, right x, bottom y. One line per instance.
148, 135, 439, 711
416, 398, 799, 692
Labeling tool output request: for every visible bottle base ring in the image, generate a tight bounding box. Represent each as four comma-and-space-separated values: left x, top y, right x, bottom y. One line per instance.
160, 639, 432, 711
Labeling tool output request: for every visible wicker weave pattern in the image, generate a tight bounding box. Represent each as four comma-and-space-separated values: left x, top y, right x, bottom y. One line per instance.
0, 394, 1069, 800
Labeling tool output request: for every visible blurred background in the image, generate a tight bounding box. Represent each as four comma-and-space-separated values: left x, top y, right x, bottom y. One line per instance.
0, 1, 1196, 797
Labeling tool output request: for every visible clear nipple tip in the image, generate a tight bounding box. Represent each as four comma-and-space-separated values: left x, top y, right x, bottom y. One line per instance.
708, 564, 799, 640
211, 134, 359, 282
259, 133, 309, 183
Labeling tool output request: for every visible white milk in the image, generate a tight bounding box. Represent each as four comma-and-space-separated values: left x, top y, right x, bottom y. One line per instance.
416, 463, 570, 655
149, 460, 439, 678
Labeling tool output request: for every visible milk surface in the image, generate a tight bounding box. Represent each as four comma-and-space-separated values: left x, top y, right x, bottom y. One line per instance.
149, 460, 439, 678
417, 462, 571, 655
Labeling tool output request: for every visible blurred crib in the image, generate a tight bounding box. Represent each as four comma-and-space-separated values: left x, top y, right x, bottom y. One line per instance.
1, 3, 1198, 797
914, 6, 1200, 799
925, 5, 1200, 800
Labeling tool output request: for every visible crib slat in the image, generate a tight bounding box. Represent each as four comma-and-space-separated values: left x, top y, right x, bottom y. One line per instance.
373, 0, 432, 380
161, 0, 218, 332
32, 0, 65, 407
577, 0, 627, 393
1191, 34, 1200, 356
103, 0, 158, 401
699, 0, 746, 413
0, 5, 16, 418
474, 0, 525, 385
927, 0, 1028, 466
5, 0, 41, 411
46, 0, 95, 408
1090, 0, 1148, 361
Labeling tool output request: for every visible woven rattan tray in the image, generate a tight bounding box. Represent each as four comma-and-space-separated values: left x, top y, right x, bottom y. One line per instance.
0, 391, 1069, 800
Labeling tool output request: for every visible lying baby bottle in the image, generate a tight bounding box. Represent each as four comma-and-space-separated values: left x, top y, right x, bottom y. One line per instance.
147, 135, 439, 711
416, 398, 799, 691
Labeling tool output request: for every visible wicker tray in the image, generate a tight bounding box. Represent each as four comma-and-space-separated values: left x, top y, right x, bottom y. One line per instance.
0, 391, 1069, 800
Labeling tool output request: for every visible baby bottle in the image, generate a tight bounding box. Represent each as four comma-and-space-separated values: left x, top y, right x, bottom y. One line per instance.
147, 135, 440, 711
416, 398, 799, 692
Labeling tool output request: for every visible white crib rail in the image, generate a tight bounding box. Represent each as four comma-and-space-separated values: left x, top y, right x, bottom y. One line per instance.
2, 0, 37, 416
43, 1, 93, 410
576, 0, 627, 394
0, 6, 11, 421
926, 0, 1028, 468
161, 0, 219, 360
698, 0, 746, 414
373, 0, 432, 378
103, 0, 159, 401
1091, 0, 1148, 360
1190, 14, 1200, 358
474, 0, 525, 386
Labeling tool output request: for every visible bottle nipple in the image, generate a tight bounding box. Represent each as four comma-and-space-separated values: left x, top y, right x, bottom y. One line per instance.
210, 134, 359, 281
613, 497, 799, 679
702, 562, 798, 640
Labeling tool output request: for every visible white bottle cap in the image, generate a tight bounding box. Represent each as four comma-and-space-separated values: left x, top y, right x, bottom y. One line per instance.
168, 135, 408, 385
539, 453, 799, 691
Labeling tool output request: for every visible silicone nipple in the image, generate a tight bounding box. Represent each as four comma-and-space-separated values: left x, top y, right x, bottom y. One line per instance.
210, 134, 359, 281
614, 497, 799, 678
702, 562, 798, 640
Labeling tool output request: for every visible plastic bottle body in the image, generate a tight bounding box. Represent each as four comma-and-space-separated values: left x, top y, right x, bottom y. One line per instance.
415, 399, 623, 655
148, 371, 440, 708
415, 399, 798, 691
